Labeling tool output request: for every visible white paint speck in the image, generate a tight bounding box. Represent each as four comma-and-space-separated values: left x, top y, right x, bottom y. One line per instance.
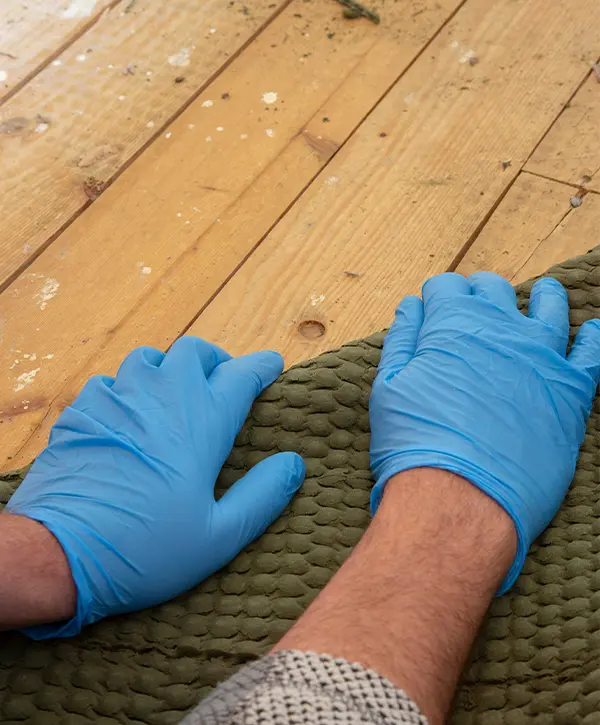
205, 135, 212, 142
23, 244, 32, 254
146, 121, 154, 128
35, 278, 59, 310
187, 123, 195, 130
73, 109, 84, 116
0, 70, 7, 83
459, 49, 476, 64
325, 176, 339, 186
450, 40, 459, 49
240, 133, 248, 140
165, 131, 172, 138
61, 0, 96, 18
404, 93, 415, 105
141, 266, 152, 275
201, 99, 213, 108
216, 126, 224, 132
75, 53, 87, 62
43, 354, 54, 360
209, 27, 216, 33
168, 48, 191, 67
176, 212, 182, 217
265, 128, 275, 138
118, 94, 126, 101
310, 294, 325, 306
52, 59, 62, 67
262, 91, 278, 104
14, 368, 41, 393
34, 121, 48, 133
107, 64, 114, 69
185, 220, 190, 225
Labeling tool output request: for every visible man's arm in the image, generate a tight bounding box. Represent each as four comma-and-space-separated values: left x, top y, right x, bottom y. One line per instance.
273, 468, 516, 725
0, 514, 76, 629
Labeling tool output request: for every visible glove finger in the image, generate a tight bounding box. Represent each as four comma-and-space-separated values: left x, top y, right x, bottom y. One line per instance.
568, 319, 600, 384
163, 336, 231, 379
210, 453, 305, 567
528, 278, 569, 355
422, 273, 471, 306
379, 296, 424, 374
209, 350, 284, 430
468, 271, 517, 309
68, 374, 115, 413
112, 346, 165, 392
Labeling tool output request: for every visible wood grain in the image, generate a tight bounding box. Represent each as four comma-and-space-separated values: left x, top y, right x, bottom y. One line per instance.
0, 0, 461, 469
458, 172, 596, 284
0, 0, 290, 287
188, 0, 599, 361
525, 73, 600, 193
0, 0, 114, 103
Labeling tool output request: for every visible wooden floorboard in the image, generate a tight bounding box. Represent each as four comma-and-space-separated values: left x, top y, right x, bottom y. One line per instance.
187, 0, 598, 361
0, 0, 461, 469
0, 0, 114, 103
457, 172, 596, 284
525, 73, 600, 194
0, 0, 292, 288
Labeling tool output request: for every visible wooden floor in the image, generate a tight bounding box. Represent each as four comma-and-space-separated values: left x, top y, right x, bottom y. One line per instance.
1, 0, 600, 471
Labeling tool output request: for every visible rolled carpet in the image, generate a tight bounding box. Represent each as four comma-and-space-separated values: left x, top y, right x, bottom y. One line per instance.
2, 248, 600, 725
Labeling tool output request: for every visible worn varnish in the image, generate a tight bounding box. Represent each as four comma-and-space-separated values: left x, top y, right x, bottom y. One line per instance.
2, 0, 600, 470
1, 0, 460, 467
0, 0, 114, 103
0, 0, 292, 286
188, 0, 599, 363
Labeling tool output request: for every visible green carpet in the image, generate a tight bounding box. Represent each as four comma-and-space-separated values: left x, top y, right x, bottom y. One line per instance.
3, 248, 600, 725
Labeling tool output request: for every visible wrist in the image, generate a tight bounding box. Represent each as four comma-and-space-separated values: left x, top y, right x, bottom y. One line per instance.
380, 467, 517, 583
0, 513, 77, 630
374, 467, 517, 575
372, 457, 523, 592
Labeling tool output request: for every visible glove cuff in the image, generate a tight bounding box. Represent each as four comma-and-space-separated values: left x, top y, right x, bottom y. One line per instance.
370, 454, 528, 595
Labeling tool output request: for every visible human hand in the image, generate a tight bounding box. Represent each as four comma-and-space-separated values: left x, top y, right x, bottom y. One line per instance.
369, 272, 600, 592
6, 337, 305, 638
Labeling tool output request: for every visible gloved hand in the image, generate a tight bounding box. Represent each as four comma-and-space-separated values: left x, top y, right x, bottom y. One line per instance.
7, 337, 305, 638
370, 272, 600, 593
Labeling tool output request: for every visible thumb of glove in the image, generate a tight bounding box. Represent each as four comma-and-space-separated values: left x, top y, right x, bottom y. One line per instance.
209, 452, 306, 570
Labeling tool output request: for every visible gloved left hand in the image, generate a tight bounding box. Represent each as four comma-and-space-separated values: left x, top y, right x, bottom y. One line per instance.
6, 337, 305, 639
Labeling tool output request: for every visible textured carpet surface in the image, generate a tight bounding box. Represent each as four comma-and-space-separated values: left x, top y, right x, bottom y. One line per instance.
3, 250, 600, 725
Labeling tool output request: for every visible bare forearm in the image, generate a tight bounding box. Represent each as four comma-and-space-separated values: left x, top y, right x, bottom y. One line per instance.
273, 468, 516, 725
0, 513, 76, 629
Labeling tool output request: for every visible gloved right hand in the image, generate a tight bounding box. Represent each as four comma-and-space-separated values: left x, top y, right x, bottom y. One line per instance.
369, 272, 600, 593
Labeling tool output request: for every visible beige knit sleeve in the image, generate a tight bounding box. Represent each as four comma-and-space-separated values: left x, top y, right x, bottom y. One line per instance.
180, 649, 429, 725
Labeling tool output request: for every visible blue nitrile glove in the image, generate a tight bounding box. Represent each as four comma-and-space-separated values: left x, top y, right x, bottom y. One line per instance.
370, 272, 600, 593
7, 337, 305, 638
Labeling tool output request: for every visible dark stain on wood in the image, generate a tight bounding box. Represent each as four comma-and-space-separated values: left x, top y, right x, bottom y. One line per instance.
301, 130, 340, 161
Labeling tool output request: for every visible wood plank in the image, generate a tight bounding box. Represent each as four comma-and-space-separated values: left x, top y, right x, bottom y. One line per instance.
0, 0, 291, 288
458, 173, 599, 285
0, 0, 114, 103
525, 74, 600, 193
0, 0, 461, 469
186, 0, 599, 359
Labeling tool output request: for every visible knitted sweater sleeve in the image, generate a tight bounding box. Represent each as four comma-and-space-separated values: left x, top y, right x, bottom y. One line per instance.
179, 649, 429, 725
